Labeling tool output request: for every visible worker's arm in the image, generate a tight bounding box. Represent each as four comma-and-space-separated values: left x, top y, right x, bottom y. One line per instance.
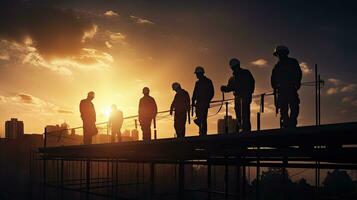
208, 79, 215, 101
221, 77, 234, 93
271, 66, 278, 90
153, 98, 158, 118
296, 60, 303, 90
170, 94, 176, 115
192, 82, 198, 106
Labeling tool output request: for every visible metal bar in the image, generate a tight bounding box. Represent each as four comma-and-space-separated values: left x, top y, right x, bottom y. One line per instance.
178, 161, 185, 199
257, 112, 261, 131
315, 64, 318, 126
224, 163, 229, 198
86, 159, 91, 200
207, 164, 212, 200
150, 162, 155, 198
225, 102, 229, 134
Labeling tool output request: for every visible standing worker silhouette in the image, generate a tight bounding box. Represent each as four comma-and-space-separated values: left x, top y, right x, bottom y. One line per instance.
170, 82, 190, 138
192, 66, 214, 136
79, 91, 98, 145
221, 58, 255, 132
138, 87, 158, 141
271, 45, 302, 128
109, 104, 123, 142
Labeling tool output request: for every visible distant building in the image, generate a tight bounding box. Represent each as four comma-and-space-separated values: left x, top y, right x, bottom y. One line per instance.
5, 118, 24, 139
217, 115, 237, 134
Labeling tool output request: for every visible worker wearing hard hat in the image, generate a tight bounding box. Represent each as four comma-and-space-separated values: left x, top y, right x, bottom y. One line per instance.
221, 58, 255, 133
271, 45, 302, 128
170, 82, 190, 138
138, 87, 158, 141
192, 66, 214, 136
109, 104, 123, 142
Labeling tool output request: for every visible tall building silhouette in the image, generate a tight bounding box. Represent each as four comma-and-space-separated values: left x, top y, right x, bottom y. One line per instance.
217, 115, 237, 134
5, 118, 24, 139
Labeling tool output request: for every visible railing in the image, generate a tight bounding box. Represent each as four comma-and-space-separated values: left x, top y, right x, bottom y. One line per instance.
43, 64, 324, 148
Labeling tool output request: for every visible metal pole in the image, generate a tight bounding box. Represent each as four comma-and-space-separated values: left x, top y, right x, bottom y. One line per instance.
257, 113, 261, 131
178, 161, 185, 199
153, 117, 157, 140
256, 155, 260, 200
237, 165, 240, 200
225, 163, 229, 198
60, 159, 64, 200
150, 163, 155, 198
43, 127, 47, 200
207, 164, 212, 200
242, 164, 246, 199
315, 64, 318, 126
86, 159, 91, 200
318, 75, 321, 125
225, 102, 229, 134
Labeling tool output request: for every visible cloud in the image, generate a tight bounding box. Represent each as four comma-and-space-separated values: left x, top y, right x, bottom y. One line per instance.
342, 96, 353, 103
326, 88, 339, 95
104, 10, 119, 17
341, 84, 356, 93
130, 15, 154, 25
18, 94, 34, 104
328, 78, 341, 86
109, 32, 126, 42
352, 100, 357, 107
57, 109, 73, 114
0, 2, 96, 58
0, 39, 113, 75
300, 62, 312, 74
0, 92, 71, 115
251, 59, 267, 67
82, 24, 98, 42
0, 51, 9, 60
105, 41, 113, 48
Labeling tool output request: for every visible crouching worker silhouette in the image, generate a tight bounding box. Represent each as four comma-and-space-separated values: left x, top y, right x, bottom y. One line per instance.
80, 91, 98, 144
170, 82, 190, 139
138, 87, 158, 141
109, 104, 123, 142
221, 58, 255, 133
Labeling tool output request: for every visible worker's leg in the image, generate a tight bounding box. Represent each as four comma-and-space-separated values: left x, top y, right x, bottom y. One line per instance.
200, 106, 209, 136
234, 98, 242, 132
241, 97, 252, 132
141, 121, 151, 141
279, 96, 289, 128
289, 91, 300, 128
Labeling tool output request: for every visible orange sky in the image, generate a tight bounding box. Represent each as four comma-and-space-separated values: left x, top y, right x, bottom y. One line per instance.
0, 1, 356, 138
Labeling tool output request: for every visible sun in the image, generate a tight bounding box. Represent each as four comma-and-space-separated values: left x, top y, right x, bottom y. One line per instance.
104, 107, 112, 119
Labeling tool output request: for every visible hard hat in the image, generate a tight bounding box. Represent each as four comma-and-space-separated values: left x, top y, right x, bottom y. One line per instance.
229, 58, 240, 68
172, 82, 181, 90
194, 66, 205, 74
87, 91, 95, 98
142, 87, 150, 95
273, 45, 289, 56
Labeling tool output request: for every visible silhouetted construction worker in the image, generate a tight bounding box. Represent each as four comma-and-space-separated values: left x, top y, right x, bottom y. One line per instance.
170, 82, 190, 138
138, 87, 158, 141
79, 91, 97, 144
192, 66, 214, 136
109, 104, 123, 142
221, 58, 255, 132
271, 45, 302, 128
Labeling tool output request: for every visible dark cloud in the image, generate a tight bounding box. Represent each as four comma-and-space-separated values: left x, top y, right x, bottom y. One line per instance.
0, 0, 95, 58
18, 94, 34, 104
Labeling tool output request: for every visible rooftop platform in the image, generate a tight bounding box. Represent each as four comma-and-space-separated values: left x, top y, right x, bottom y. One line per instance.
40, 122, 357, 169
